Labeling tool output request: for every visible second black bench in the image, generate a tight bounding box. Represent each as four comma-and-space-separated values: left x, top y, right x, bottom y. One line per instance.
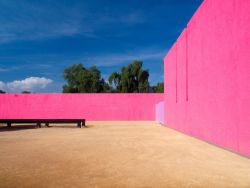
0, 119, 86, 128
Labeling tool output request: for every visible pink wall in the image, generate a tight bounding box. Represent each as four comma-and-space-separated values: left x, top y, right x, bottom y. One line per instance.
164, 0, 250, 157
0, 94, 163, 121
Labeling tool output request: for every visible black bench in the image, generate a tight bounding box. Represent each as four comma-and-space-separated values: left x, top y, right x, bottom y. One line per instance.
0, 119, 86, 128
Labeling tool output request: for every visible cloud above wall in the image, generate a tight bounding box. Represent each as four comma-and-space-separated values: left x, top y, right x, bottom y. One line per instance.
0, 1, 146, 44
0, 81, 5, 90
0, 77, 53, 92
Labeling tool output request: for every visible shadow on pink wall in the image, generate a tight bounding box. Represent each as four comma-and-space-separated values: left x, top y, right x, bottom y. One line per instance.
164, 0, 250, 157
0, 94, 163, 121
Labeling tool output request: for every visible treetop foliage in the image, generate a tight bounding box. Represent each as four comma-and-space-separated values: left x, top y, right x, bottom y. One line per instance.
63, 61, 163, 93
63, 64, 108, 93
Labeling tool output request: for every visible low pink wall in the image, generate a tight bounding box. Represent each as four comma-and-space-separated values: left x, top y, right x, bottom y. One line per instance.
164, 0, 250, 157
0, 94, 163, 121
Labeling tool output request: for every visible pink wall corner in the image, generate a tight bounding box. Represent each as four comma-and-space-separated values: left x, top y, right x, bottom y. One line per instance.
164, 0, 250, 157
0, 94, 163, 121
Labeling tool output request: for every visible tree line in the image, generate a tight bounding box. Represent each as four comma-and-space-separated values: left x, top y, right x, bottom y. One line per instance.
0, 60, 163, 93
63, 60, 163, 93
0, 90, 31, 94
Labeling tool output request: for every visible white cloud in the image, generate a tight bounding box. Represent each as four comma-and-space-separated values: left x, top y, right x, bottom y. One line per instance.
0, 67, 9, 72
0, 81, 5, 90
81, 50, 166, 67
0, 1, 90, 44
6, 77, 53, 92
0, 1, 148, 44
99, 11, 145, 25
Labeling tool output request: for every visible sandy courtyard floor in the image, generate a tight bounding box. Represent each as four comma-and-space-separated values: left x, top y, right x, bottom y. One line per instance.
0, 121, 249, 188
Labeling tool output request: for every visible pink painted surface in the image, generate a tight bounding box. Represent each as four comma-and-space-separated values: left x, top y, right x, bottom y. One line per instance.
164, 0, 250, 157
155, 101, 164, 124
0, 94, 163, 121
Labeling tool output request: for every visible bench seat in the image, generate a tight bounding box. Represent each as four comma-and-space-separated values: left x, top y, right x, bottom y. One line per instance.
0, 119, 85, 128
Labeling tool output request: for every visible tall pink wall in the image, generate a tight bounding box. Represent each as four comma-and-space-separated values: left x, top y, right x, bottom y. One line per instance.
0, 94, 163, 121
164, 0, 250, 157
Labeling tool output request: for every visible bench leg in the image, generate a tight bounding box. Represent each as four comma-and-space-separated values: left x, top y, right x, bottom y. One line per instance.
7, 122, 11, 128
36, 122, 41, 128
45, 123, 50, 127
82, 120, 86, 127
77, 122, 82, 128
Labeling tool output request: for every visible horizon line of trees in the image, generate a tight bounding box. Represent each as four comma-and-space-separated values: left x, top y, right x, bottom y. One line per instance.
63, 60, 163, 93
0, 60, 164, 94
0, 90, 31, 94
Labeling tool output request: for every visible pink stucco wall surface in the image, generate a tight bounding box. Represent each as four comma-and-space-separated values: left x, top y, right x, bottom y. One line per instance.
164, 0, 250, 157
0, 94, 163, 121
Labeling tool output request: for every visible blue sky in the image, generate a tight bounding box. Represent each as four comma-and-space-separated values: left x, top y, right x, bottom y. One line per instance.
0, 0, 202, 93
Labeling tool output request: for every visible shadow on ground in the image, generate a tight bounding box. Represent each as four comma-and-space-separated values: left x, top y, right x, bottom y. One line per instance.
0, 124, 37, 132
0, 124, 91, 132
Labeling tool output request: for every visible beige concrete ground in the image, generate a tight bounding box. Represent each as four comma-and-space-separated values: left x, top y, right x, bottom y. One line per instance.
0, 121, 249, 188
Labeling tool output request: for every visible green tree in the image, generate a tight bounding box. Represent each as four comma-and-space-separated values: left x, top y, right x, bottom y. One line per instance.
63, 64, 109, 93
108, 72, 121, 92
151, 82, 164, 93
22, 91, 31, 94
109, 60, 150, 93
